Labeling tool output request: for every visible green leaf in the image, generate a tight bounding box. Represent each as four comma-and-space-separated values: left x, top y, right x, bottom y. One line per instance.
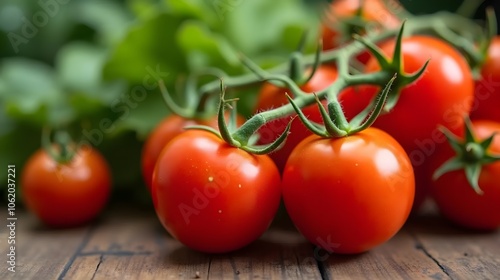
56, 42, 109, 93
111, 90, 170, 139
127, 0, 163, 20
71, 0, 133, 46
220, 0, 319, 56
176, 20, 240, 72
165, 0, 218, 25
0, 58, 67, 126
102, 12, 188, 85
0, 122, 41, 194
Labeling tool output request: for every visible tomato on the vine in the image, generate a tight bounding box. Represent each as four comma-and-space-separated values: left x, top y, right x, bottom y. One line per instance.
322, 0, 401, 53
21, 146, 111, 228
341, 35, 475, 213
141, 113, 243, 191
254, 65, 344, 172
152, 130, 281, 253
429, 120, 500, 230
471, 36, 500, 122
282, 128, 414, 254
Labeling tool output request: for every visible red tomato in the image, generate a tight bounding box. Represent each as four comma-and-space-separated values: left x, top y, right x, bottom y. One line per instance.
21, 146, 111, 228
141, 114, 243, 192
429, 120, 500, 230
152, 130, 281, 253
322, 0, 401, 52
282, 128, 414, 254
341, 36, 475, 213
471, 36, 500, 122
254, 65, 343, 172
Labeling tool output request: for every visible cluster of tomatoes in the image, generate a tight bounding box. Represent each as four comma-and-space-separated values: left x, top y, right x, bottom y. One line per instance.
19, 0, 500, 255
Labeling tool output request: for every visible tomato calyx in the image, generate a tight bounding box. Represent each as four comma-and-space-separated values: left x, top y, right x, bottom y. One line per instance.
429, 7, 496, 77
287, 73, 395, 138
191, 79, 293, 155
354, 21, 429, 112
433, 117, 500, 195
473, 8, 498, 75
41, 128, 78, 165
224, 22, 428, 149
323, 6, 369, 49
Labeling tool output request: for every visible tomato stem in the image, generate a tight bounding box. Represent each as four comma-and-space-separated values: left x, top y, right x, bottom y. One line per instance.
41, 128, 76, 165
455, 0, 486, 19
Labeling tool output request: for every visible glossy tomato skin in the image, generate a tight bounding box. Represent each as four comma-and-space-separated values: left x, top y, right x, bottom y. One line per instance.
471, 37, 500, 122
429, 120, 500, 230
21, 146, 111, 228
141, 114, 243, 192
254, 65, 341, 172
341, 36, 475, 213
152, 130, 281, 253
282, 128, 415, 254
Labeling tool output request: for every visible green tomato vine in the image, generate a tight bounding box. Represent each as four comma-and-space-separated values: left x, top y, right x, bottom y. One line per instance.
160, 2, 496, 155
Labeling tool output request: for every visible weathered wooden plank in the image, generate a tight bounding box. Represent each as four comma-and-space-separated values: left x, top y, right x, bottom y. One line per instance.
61, 207, 211, 280
63, 207, 322, 280
321, 227, 450, 280
5, 204, 500, 280
206, 228, 323, 279
408, 213, 500, 280
0, 210, 89, 280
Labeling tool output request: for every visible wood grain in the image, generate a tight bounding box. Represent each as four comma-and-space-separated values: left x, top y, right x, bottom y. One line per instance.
0, 211, 89, 280
2, 205, 500, 280
321, 228, 449, 280
408, 213, 500, 280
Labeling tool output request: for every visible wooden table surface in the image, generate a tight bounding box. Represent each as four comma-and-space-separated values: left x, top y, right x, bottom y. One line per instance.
1, 203, 499, 280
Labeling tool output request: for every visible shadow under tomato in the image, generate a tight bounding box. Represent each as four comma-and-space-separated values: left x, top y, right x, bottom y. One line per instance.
27, 215, 97, 232
164, 236, 313, 266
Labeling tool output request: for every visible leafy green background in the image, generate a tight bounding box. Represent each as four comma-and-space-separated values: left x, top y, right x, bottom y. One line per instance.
0, 0, 489, 206
0, 0, 323, 206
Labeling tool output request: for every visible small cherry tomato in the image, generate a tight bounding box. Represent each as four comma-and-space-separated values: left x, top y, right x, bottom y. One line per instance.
341, 35, 475, 213
429, 120, 500, 230
471, 36, 500, 122
322, 0, 401, 52
141, 113, 244, 191
152, 130, 281, 253
21, 146, 111, 228
282, 128, 414, 254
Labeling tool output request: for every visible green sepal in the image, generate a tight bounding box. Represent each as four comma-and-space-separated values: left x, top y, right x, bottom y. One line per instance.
215, 79, 294, 155
349, 73, 396, 134
285, 93, 329, 137
348, 73, 396, 131
356, 21, 429, 113
433, 117, 500, 195
243, 117, 295, 155
42, 128, 77, 165
353, 34, 392, 71
465, 163, 483, 195
386, 59, 429, 112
